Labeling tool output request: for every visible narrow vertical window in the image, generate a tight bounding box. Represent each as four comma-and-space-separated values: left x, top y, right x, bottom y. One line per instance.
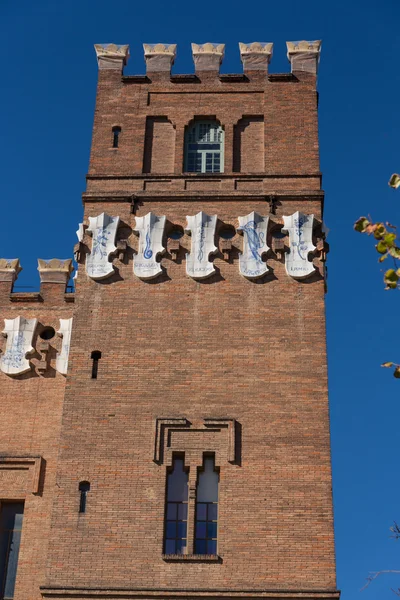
91, 351, 101, 379
0, 502, 24, 599
195, 455, 219, 555
112, 126, 121, 148
79, 482, 90, 513
185, 120, 224, 173
164, 456, 188, 555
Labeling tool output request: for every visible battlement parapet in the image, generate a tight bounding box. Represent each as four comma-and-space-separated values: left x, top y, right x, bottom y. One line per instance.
94, 40, 321, 80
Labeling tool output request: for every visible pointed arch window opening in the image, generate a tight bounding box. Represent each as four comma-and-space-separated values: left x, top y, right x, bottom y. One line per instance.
185, 121, 224, 173
195, 454, 219, 555
164, 455, 189, 555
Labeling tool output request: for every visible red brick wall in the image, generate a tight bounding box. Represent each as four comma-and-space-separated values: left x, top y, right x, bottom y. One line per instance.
0, 288, 73, 600
0, 63, 337, 600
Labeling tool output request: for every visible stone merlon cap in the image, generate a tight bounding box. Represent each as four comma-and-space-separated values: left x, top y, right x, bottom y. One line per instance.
143, 43, 177, 73
0, 259, 22, 284
192, 43, 225, 72
286, 40, 321, 74
239, 42, 273, 71
143, 43, 177, 58
94, 43, 130, 70
38, 259, 74, 284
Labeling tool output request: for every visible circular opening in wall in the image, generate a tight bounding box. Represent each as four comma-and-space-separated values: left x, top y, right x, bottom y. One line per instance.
169, 228, 184, 240
39, 327, 56, 340
219, 226, 236, 240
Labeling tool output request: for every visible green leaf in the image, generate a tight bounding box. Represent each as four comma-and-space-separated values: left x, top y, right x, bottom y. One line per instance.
389, 246, 400, 259
374, 223, 387, 240
376, 240, 388, 254
389, 173, 400, 189
379, 254, 389, 262
394, 366, 400, 379
354, 217, 370, 232
384, 233, 396, 247
384, 269, 399, 289
382, 362, 394, 368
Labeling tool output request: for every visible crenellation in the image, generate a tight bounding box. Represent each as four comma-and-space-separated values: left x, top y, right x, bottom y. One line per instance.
143, 43, 177, 76
239, 42, 273, 73
191, 42, 225, 74
286, 40, 321, 75
94, 43, 130, 71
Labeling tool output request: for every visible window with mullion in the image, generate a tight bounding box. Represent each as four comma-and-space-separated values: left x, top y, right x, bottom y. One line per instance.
185, 121, 224, 173
194, 455, 219, 555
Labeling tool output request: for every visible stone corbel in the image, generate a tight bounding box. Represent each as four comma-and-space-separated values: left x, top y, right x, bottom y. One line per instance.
116, 239, 128, 261
271, 236, 286, 260
1, 316, 37, 376
286, 40, 321, 75
282, 211, 316, 279
143, 43, 177, 74
37, 339, 49, 373
167, 238, 180, 260
316, 238, 329, 262
94, 43, 130, 71
191, 43, 225, 73
220, 240, 232, 261
86, 213, 120, 280
239, 42, 273, 73
74, 223, 85, 262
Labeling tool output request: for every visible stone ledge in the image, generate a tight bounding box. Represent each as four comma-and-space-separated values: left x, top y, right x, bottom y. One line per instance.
162, 553, 221, 562
86, 173, 323, 180
40, 588, 340, 599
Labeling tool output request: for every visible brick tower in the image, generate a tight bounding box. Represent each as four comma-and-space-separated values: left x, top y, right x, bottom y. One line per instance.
0, 40, 339, 600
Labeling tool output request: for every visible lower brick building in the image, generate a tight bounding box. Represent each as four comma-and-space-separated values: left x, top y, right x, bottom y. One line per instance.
0, 39, 339, 600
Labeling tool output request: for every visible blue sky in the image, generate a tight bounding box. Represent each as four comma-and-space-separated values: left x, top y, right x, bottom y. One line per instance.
1, 0, 399, 597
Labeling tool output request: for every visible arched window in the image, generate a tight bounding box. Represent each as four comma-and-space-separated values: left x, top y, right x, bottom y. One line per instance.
164, 456, 189, 555
195, 455, 219, 555
185, 121, 224, 173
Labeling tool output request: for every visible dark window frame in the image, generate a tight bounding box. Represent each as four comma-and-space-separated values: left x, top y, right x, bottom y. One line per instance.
164, 455, 189, 555
194, 454, 219, 556
0, 501, 24, 600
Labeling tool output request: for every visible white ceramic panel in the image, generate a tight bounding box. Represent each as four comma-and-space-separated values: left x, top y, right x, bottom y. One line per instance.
133, 212, 166, 279
238, 211, 270, 279
76, 223, 84, 243
56, 318, 73, 375
185, 211, 217, 279
1, 317, 37, 376
282, 211, 316, 278
86, 213, 120, 280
